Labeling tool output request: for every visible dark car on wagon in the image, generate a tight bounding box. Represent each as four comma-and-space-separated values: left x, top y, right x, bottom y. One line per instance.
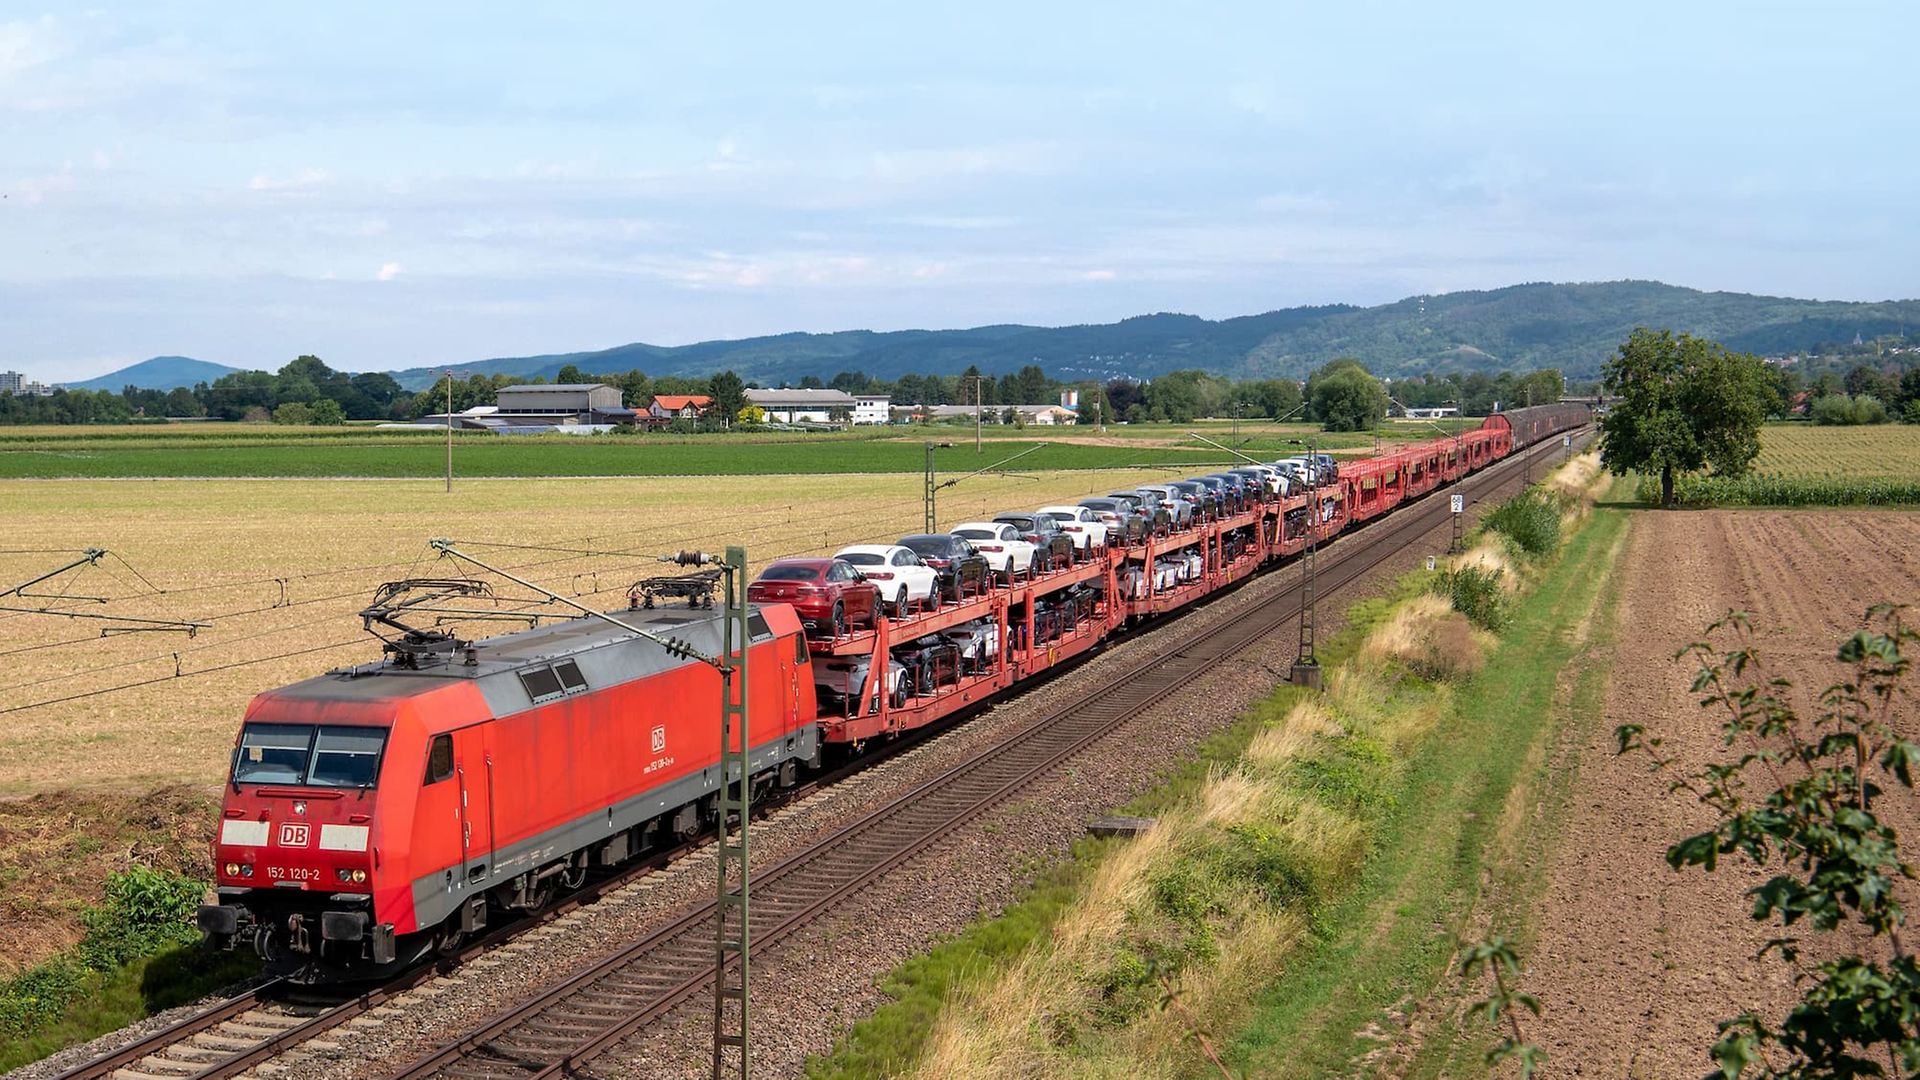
1077, 496, 1149, 544
1200, 473, 1252, 513
1166, 480, 1220, 520
1107, 490, 1172, 536
747, 557, 880, 638
896, 533, 992, 603
992, 512, 1074, 570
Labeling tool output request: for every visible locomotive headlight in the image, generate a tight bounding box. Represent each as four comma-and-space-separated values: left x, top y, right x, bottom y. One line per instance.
239, 864, 253, 877
224, 862, 241, 876
336, 868, 369, 884
351, 869, 367, 884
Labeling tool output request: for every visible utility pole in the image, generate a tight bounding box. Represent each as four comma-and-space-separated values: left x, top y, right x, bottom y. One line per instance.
923, 442, 941, 532
1287, 437, 1322, 689
972, 375, 984, 453
444, 370, 455, 493
711, 545, 750, 1080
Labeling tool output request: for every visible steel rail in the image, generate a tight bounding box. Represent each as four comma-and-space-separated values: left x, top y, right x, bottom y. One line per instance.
386, 429, 1590, 1080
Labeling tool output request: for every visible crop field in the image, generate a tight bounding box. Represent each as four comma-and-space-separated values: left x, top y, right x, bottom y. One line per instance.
0, 468, 1179, 795
0, 421, 1469, 479
1639, 423, 1920, 506
1750, 422, 1920, 479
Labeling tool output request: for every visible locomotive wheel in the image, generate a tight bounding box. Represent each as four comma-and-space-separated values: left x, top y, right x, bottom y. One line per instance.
434, 921, 464, 958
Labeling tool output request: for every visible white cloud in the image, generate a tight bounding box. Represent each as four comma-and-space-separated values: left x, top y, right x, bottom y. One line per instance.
248, 167, 331, 192
375, 262, 402, 281
13, 161, 76, 203
1083, 269, 1117, 281
0, 16, 60, 79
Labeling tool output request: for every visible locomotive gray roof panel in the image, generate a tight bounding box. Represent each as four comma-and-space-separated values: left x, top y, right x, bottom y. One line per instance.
265, 606, 774, 716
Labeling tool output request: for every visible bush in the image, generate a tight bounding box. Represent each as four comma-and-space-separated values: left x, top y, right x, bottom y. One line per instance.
271, 402, 314, 426
1434, 566, 1506, 630
1482, 489, 1561, 558
1811, 392, 1890, 426
78, 866, 202, 971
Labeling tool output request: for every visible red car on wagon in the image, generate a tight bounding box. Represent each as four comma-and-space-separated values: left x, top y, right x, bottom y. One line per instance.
747, 557, 881, 638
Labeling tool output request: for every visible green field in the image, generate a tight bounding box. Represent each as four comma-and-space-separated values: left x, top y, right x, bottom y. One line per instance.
0, 434, 1224, 479
0, 420, 1476, 479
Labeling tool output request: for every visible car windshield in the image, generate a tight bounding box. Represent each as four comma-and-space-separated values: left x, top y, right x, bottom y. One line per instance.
758, 565, 821, 581
839, 552, 885, 566
232, 722, 387, 788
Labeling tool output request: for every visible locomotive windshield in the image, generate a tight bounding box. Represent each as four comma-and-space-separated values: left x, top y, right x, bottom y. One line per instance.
232, 722, 388, 787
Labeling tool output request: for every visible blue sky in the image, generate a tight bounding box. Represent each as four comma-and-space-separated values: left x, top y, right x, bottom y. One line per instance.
4, 1, 1916, 381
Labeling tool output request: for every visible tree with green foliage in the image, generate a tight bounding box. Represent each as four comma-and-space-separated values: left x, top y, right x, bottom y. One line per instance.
1617, 604, 1917, 1078
1597, 329, 1769, 507
1306, 358, 1388, 431
271, 402, 313, 425
307, 398, 345, 425
707, 370, 746, 429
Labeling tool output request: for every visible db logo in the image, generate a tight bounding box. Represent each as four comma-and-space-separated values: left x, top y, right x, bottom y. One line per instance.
278, 823, 311, 848
650, 725, 667, 753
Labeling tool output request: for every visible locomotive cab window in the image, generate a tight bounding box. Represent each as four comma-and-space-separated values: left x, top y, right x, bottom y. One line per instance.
424, 734, 454, 784
230, 722, 387, 788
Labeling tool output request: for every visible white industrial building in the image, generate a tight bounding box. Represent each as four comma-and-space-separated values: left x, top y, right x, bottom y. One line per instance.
744, 387, 890, 425
907, 404, 1078, 425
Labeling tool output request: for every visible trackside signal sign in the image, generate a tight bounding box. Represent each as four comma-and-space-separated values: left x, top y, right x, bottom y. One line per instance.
1450, 494, 1464, 514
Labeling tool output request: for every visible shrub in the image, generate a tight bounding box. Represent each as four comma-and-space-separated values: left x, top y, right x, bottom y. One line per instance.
1434, 566, 1507, 630
78, 866, 203, 971
1811, 392, 1890, 426
271, 402, 314, 426
1483, 489, 1561, 558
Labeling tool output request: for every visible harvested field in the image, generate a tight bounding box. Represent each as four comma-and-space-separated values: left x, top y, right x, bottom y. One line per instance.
1526, 509, 1920, 1075
0, 469, 1171, 794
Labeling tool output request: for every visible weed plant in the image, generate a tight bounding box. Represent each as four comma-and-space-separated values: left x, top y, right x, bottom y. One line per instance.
1433, 567, 1507, 631
1482, 489, 1561, 557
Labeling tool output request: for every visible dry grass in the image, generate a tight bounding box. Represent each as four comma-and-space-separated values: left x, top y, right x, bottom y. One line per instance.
0, 469, 1171, 794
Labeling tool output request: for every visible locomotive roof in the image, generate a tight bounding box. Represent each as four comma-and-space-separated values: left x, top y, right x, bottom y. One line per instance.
256, 603, 784, 717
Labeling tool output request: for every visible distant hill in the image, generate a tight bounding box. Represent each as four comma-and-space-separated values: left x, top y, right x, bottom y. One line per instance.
387, 281, 1920, 389
66, 356, 242, 392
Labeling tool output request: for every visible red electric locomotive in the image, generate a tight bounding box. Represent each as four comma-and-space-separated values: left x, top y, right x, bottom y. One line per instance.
197, 599, 817, 979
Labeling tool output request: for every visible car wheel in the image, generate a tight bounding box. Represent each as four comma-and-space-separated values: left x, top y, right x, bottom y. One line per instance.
831, 602, 847, 638
1029, 554, 1041, 578
890, 589, 908, 619
947, 576, 962, 604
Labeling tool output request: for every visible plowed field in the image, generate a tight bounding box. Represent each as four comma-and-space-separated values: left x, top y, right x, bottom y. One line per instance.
1527, 509, 1920, 1075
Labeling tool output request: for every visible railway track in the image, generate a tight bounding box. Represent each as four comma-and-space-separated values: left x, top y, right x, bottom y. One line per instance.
382, 430, 1590, 1080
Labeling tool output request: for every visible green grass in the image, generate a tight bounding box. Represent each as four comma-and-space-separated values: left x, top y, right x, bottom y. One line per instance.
1224, 494, 1631, 1077
0, 947, 258, 1071
0, 435, 1231, 479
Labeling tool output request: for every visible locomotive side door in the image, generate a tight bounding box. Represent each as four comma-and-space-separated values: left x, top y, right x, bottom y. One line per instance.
452, 725, 495, 887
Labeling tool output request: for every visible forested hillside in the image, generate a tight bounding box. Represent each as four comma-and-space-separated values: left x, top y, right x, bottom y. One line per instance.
382, 281, 1920, 389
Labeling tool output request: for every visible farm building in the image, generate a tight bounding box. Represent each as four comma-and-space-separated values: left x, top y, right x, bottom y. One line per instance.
648, 394, 712, 420
496, 384, 625, 416
745, 387, 868, 424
